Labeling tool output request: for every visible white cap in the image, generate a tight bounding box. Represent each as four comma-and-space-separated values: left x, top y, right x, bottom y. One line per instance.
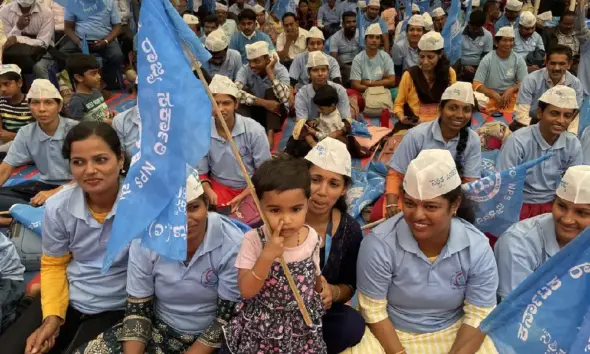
26, 79, 62, 101
205, 29, 228, 52
307, 26, 325, 40
505, 0, 522, 11
306, 51, 329, 68
441, 81, 475, 105
537, 11, 552, 22
539, 85, 579, 109
557, 166, 590, 204
304, 137, 352, 177
245, 41, 270, 59
423, 13, 433, 31
0, 64, 21, 76
412, 3, 420, 12
408, 14, 425, 27
403, 149, 461, 201
471, 0, 480, 6
367, 0, 379, 7
495, 26, 515, 38
215, 2, 228, 11
253, 4, 265, 13
519, 11, 536, 27
209, 74, 239, 98
186, 170, 204, 203
431, 7, 445, 18
357, 0, 366, 8
183, 13, 199, 25
418, 31, 444, 51
366, 23, 382, 35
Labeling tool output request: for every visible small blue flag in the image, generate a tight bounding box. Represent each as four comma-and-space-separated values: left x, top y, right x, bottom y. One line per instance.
578, 97, 590, 137
415, 0, 430, 14
441, 0, 463, 64
57, 0, 106, 21
270, 0, 291, 20
357, 10, 366, 48
103, 0, 212, 271
462, 154, 551, 237
463, 0, 473, 27
480, 227, 590, 353
400, 0, 413, 34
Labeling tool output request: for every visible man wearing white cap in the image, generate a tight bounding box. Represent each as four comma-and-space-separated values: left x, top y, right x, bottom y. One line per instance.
541, 11, 579, 74
329, 11, 361, 86
498, 85, 583, 221
289, 27, 342, 90
0, 79, 77, 212
392, 14, 425, 76
183, 13, 201, 37
495, 165, 590, 299
361, 0, 391, 53
513, 11, 545, 70
473, 26, 527, 111
276, 12, 309, 66
460, 10, 493, 81
431, 7, 446, 32
203, 29, 242, 81
229, 0, 254, 16
235, 41, 291, 149
317, 0, 343, 38
229, 9, 275, 65
494, 0, 522, 33
291, 51, 351, 146
358, 149, 498, 353
513, 45, 583, 133
350, 23, 395, 94
216, 2, 238, 39
253, 4, 280, 44
0, 0, 54, 75
0, 64, 34, 154
199, 74, 271, 209
393, 2, 421, 43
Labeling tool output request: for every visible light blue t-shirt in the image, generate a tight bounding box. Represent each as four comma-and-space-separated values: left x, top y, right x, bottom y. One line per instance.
64, 0, 121, 40
202, 48, 243, 81
42, 184, 129, 315
516, 68, 584, 119
513, 31, 545, 58
329, 28, 362, 64
317, 2, 343, 26
474, 51, 528, 93
362, 13, 388, 34
197, 114, 271, 189
5, 117, 78, 185
289, 51, 342, 90
350, 50, 395, 81
229, 31, 275, 65
494, 213, 560, 298
392, 39, 419, 72
294, 81, 350, 121
112, 106, 139, 159
497, 124, 583, 204
388, 119, 482, 179
357, 214, 499, 334
461, 29, 493, 66
494, 15, 519, 33
0, 231, 25, 281
127, 212, 243, 334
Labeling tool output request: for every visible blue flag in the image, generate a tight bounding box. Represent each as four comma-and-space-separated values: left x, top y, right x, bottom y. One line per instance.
400, 0, 413, 34
480, 227, 590, 353
578, 96, 590, 137
55, 0, 105, 20
441, 0, 463, 64
415, 0, 430, 14
461, 154, 551, 237
357, 10, 366, 48
103, 0, 212, 271
463, 0, 473, 27
270, 0, 291, 19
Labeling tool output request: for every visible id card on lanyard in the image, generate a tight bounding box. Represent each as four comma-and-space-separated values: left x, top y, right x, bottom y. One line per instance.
323, 216, 333, 270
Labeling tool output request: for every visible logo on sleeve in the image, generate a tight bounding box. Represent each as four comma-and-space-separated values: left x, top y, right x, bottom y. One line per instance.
451, 271, 467, 289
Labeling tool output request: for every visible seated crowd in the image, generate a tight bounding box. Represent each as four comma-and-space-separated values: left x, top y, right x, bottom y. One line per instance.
0, 0, 589, 353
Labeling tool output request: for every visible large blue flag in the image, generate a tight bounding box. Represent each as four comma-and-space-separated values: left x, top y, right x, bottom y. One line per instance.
441, 0, 463, 64
578, 96, 590, 137
461, 154, 551, 237
54, 0, 105, 20
480, 227, 590, 353
103, 0, 212, 270
357, 9, 366, 48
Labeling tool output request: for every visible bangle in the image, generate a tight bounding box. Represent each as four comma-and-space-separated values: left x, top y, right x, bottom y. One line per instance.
332, 285, 341, 302
251, 269, 265, 281
394, 349, 406, 354
386, 204, 397, 208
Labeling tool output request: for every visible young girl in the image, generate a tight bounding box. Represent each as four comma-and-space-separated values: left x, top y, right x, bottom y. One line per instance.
222, 156, 327, 354
303, 85, 346, 147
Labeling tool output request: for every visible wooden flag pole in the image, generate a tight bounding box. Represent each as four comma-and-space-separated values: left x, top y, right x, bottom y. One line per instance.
533, 0, 540, 15
570, 0, 577, 12
189, 55, 313, 326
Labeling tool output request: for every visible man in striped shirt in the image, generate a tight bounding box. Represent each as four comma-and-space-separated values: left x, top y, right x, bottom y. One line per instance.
0, 64, 34, 155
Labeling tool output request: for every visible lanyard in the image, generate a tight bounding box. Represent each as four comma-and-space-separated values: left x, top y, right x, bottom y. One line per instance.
323, 211, 333, 270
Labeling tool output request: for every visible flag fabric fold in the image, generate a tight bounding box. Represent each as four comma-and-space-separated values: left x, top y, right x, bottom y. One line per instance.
441, 0, 463, 64
480, 226, 590, 353
461, 154, 552, 237
103, 0, 212, 271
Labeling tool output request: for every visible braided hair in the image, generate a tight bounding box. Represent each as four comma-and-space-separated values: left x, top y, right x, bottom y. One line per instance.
439, 99, 479, 176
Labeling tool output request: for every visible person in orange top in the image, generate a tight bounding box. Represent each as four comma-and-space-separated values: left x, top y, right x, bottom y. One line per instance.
393, 31, 456, 127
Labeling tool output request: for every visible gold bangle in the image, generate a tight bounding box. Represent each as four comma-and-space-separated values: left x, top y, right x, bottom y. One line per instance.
332, 285, 341, 302
251, 269, 265, 281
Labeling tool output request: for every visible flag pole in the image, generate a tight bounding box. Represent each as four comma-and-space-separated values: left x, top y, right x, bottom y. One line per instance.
188, 54, 313, 327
